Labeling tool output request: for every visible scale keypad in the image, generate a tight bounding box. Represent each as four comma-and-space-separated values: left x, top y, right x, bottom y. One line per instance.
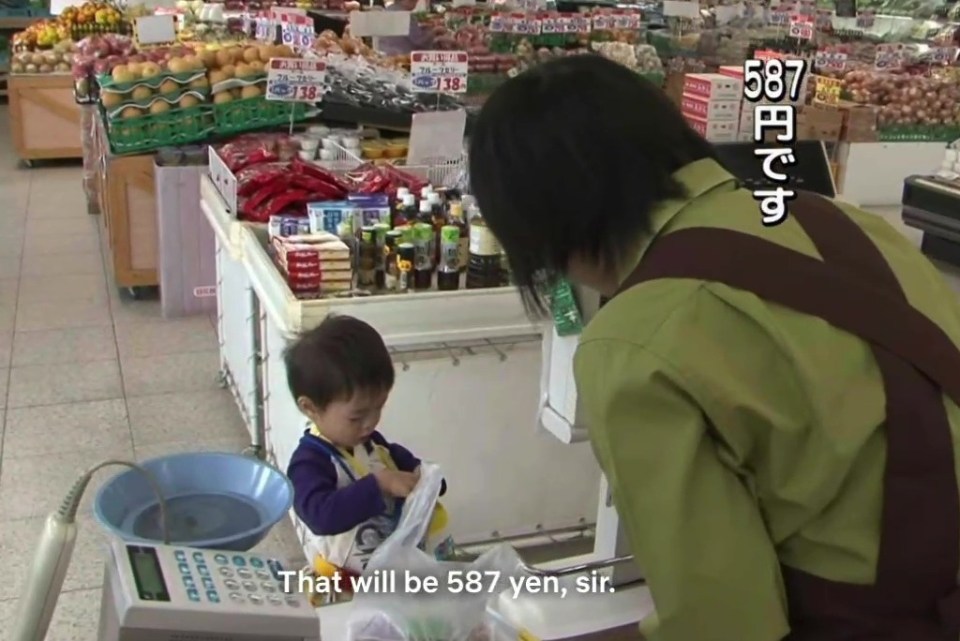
172, 549, 298, 609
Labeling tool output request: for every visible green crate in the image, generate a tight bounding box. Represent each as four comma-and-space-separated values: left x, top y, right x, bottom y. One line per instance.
103, 104, 214, 155
213, 97, 308, 135
878, 124, 960, 143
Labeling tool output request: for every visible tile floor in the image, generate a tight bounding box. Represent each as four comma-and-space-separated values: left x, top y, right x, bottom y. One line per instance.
0, 106, 306, 639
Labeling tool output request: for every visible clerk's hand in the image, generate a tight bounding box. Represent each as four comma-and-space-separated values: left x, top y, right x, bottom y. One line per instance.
374, 470, 419, 497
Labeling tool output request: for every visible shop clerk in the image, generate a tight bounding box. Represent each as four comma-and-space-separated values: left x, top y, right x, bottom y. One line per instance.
468, 54, 960, 641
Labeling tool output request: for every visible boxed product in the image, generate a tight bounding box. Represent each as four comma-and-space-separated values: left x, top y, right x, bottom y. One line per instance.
683, 73, 743, 101
272, 233, 354, 296
680, 94, 741, 121
684, 114, 737, 142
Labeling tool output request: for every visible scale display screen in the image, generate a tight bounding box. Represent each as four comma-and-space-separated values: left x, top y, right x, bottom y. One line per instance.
127, 545, 170, 602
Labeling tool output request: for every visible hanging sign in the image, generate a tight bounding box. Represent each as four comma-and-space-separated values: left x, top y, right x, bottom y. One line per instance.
410, 51, 469, 93
814, 49, 848, 71
280, 14, 315, 52
931, 46, 958, 64
788, 14, 814, 39
815, 9, 833, 28
254, 13, 274, 42
874, 43, 904, 70
265, 58, 327, 102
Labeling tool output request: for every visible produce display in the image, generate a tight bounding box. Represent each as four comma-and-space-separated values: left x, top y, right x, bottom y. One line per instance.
841, 68, 960, 139
322, 63, 462, 117
11, 1, 128, 53
9, 42, 76, 75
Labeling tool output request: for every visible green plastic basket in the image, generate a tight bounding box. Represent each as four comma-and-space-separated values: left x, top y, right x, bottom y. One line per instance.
103, 104, 215, 155
213, 97, 308, 135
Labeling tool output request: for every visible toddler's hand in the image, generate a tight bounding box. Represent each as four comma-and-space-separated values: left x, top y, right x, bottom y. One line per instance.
374, 470, 419, 497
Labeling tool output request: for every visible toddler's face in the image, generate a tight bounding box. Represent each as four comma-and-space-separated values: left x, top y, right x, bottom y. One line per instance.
301, 388, 390, 449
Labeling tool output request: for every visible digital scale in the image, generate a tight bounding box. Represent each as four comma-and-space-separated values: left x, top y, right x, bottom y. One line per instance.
98, 537, 320, 641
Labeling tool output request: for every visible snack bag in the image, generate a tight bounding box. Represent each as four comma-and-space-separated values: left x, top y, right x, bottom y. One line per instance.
347, 463, 526, 641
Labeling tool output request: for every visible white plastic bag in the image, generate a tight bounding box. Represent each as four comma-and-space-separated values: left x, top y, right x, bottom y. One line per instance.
347, 463, 527, 641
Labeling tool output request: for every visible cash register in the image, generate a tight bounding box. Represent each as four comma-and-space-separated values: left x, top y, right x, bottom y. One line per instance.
98, 537, 319, 641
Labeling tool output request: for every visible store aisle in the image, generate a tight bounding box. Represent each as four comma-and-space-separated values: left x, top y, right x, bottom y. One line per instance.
0, 107, 306, 640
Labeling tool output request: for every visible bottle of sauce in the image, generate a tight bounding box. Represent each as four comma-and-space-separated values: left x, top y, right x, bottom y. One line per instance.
357, 226, 377, 289
437, 226, 460, 291
466, 205, 502, 289
447, 201, 469, 272
417, 199, 434, 227
393, 194, 417, 228
384, 230, 402, 291
373, 223, 390, 290
412, 222, 434, 291
427, 192, 447, 265
396, 243, 415, 293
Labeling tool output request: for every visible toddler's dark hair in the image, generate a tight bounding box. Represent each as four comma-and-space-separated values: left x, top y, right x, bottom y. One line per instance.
284, 315, 394, 409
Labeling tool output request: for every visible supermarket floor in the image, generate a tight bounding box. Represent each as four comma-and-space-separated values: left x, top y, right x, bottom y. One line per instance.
0, 106, 307, 640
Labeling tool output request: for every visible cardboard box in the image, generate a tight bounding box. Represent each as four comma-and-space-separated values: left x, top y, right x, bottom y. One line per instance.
681, 94, 741, 121
796, 103, 844, 142
683, 73, 743, 101
838, 101, 879, 143
684, 113, 738, 141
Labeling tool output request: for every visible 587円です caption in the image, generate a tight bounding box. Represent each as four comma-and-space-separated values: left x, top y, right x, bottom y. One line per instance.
743, 58, 809, 227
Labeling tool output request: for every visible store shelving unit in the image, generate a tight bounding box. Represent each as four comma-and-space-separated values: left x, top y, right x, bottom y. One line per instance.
0, 15, 45, 100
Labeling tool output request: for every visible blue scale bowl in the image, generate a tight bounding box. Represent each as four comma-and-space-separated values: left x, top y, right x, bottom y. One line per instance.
95, 452, 293, 552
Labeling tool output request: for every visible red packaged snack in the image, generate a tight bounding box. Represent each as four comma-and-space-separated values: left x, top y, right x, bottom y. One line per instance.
236, 163, 289, 197
261, 190, 311, 220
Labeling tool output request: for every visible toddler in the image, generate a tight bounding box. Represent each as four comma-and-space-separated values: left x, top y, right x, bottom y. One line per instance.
285, 314, 449, 573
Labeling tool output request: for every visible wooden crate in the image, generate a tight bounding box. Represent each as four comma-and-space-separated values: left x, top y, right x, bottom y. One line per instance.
7, 73, 83, 161
93, 116, 159, 288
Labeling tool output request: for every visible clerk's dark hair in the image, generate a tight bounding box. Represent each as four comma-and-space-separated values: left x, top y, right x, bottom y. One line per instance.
468, 54, 718, 313
284, 314, 394, 409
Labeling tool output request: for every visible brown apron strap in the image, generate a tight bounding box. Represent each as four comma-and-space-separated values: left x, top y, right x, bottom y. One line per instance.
785, 193, 959, 593
619, 227, 960, 409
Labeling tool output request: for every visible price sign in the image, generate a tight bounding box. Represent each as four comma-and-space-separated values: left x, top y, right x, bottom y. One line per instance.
265, 58, 327, 102
815, 9, 833, 28
874, 44, 903, 70
814, 75, 842, 103
815, 49, 848, 70
254, 15, 274, 42
855, 10, 874, 28
753, 49, 784, 62
789, 14, 814, 39
541, 15, 562, 33
410, 51, 469, 94
488, 13, 507, 32
571, 15, 592, 33
932, 46, 958, 64
280, 15, 315, 53
510, 13, 541, 35
592, 14, 612, 30
553, 13, 574, 33
768, 9, 789, 25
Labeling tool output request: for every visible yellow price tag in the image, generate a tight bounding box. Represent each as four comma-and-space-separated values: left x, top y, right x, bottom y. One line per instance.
814, 76, 842, 104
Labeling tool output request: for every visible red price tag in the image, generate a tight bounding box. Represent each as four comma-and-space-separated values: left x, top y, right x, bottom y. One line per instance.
265, 58, 327, 103
410, 51, 469, 94
788, 15, 814, 40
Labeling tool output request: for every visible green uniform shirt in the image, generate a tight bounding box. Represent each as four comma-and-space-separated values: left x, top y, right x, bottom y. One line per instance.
572, 158, 960, 641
